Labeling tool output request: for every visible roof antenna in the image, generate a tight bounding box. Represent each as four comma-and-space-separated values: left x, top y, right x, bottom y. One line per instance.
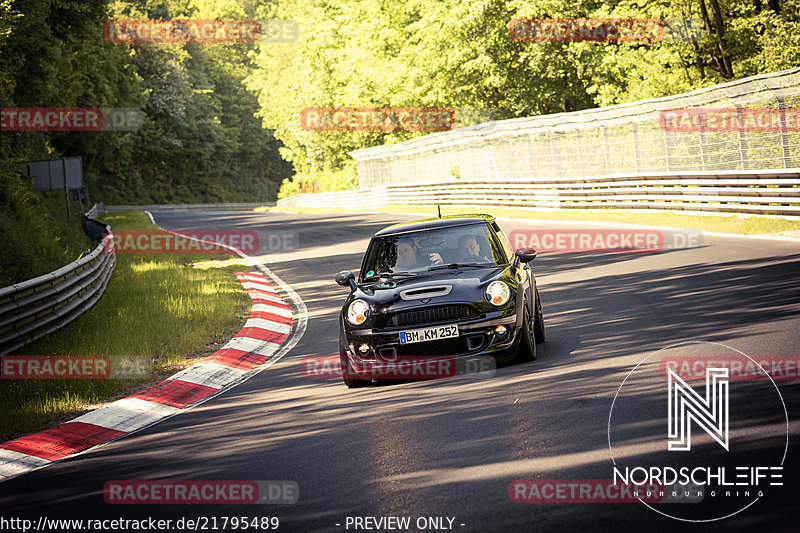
437, 205, 441, 218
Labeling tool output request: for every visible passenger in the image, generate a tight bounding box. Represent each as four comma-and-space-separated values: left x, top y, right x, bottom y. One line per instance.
457, 234, 487, 262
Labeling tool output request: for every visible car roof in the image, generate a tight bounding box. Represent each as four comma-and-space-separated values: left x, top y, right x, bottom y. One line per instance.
374, 214, 495, 237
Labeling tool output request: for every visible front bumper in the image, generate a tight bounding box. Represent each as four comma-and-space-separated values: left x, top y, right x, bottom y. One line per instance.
341, 310, 521, 376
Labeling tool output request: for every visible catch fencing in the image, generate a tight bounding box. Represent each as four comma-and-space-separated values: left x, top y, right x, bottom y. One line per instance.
349, 68, 800, 187
278, 69, 800, 217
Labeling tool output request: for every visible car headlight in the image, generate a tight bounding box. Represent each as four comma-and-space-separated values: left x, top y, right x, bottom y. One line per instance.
346, 299, 370, 325
485, 281, 511, 306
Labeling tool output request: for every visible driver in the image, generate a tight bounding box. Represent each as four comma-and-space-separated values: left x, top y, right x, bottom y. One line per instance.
394, 238, 443, 270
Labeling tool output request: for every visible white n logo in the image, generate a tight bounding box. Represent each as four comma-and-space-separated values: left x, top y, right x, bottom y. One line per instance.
667, 367, 729, 451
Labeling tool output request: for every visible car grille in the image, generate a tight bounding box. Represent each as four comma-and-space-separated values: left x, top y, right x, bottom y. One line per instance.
387, 334, 488, 357
376, 304, 479, 330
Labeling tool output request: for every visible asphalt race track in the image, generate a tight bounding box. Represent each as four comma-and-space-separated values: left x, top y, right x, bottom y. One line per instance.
1, 209, 799, 532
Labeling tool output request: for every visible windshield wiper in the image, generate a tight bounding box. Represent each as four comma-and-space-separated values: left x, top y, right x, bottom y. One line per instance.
371, 271, 421, 279
428, 262, 489, 271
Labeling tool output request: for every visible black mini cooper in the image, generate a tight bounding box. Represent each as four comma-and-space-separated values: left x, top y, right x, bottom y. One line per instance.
335, 214, 545, 388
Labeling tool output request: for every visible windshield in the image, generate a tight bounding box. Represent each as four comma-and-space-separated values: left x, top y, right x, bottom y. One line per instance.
360, 223, 506, 280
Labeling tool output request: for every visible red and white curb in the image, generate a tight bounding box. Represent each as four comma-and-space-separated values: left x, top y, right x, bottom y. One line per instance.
0, 269, 303, 482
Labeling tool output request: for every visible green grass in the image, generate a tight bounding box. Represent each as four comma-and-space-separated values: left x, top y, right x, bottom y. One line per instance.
0, 210, 252, 441
264, 203, 800, 236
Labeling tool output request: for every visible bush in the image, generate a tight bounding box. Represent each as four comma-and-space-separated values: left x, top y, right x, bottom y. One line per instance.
0, 164, 93, 286
277, 164, 359, 199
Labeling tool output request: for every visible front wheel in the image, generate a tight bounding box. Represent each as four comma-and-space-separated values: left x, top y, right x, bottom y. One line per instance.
340, 331, 367, 388
340, 350, 367, 388
533, 288, 546, 344
515, 305, 537, 363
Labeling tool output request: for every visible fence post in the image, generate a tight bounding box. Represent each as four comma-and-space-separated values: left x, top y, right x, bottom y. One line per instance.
735, 104, 749, 171
699, 121, 707, 171
777, 96, 791, 168
62, 157, 71, 218
486, 140, 497, 179
525, 135, 533, 178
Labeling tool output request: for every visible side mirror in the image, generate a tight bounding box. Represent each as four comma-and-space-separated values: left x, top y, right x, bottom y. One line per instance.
335, 270, 356, 291
514, 247, 537, 268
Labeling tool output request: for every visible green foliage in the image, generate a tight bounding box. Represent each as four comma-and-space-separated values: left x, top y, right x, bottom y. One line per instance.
1, 0, 292, 209
0, 164, 93, 286
3, 0, 799, 205
734, 1, 800, 76
248, 0, 800, 182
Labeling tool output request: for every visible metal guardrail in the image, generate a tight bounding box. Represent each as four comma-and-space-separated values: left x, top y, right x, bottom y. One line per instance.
276, 169, 800, 217
276, 187, 387, 210
101, 202, 276, 213
0, 204, 116, 354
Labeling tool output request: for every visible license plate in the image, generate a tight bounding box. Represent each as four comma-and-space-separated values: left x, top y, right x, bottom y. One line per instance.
399, 324, 459, 345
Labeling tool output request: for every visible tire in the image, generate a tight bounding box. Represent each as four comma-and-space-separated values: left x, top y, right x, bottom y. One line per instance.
341, 355, 367, 388
515, 304, 537, 362
340, 331, 367, 388
533, 288, 546, 344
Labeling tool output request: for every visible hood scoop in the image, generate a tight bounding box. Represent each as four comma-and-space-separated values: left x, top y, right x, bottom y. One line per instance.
399, 284, 452, 301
